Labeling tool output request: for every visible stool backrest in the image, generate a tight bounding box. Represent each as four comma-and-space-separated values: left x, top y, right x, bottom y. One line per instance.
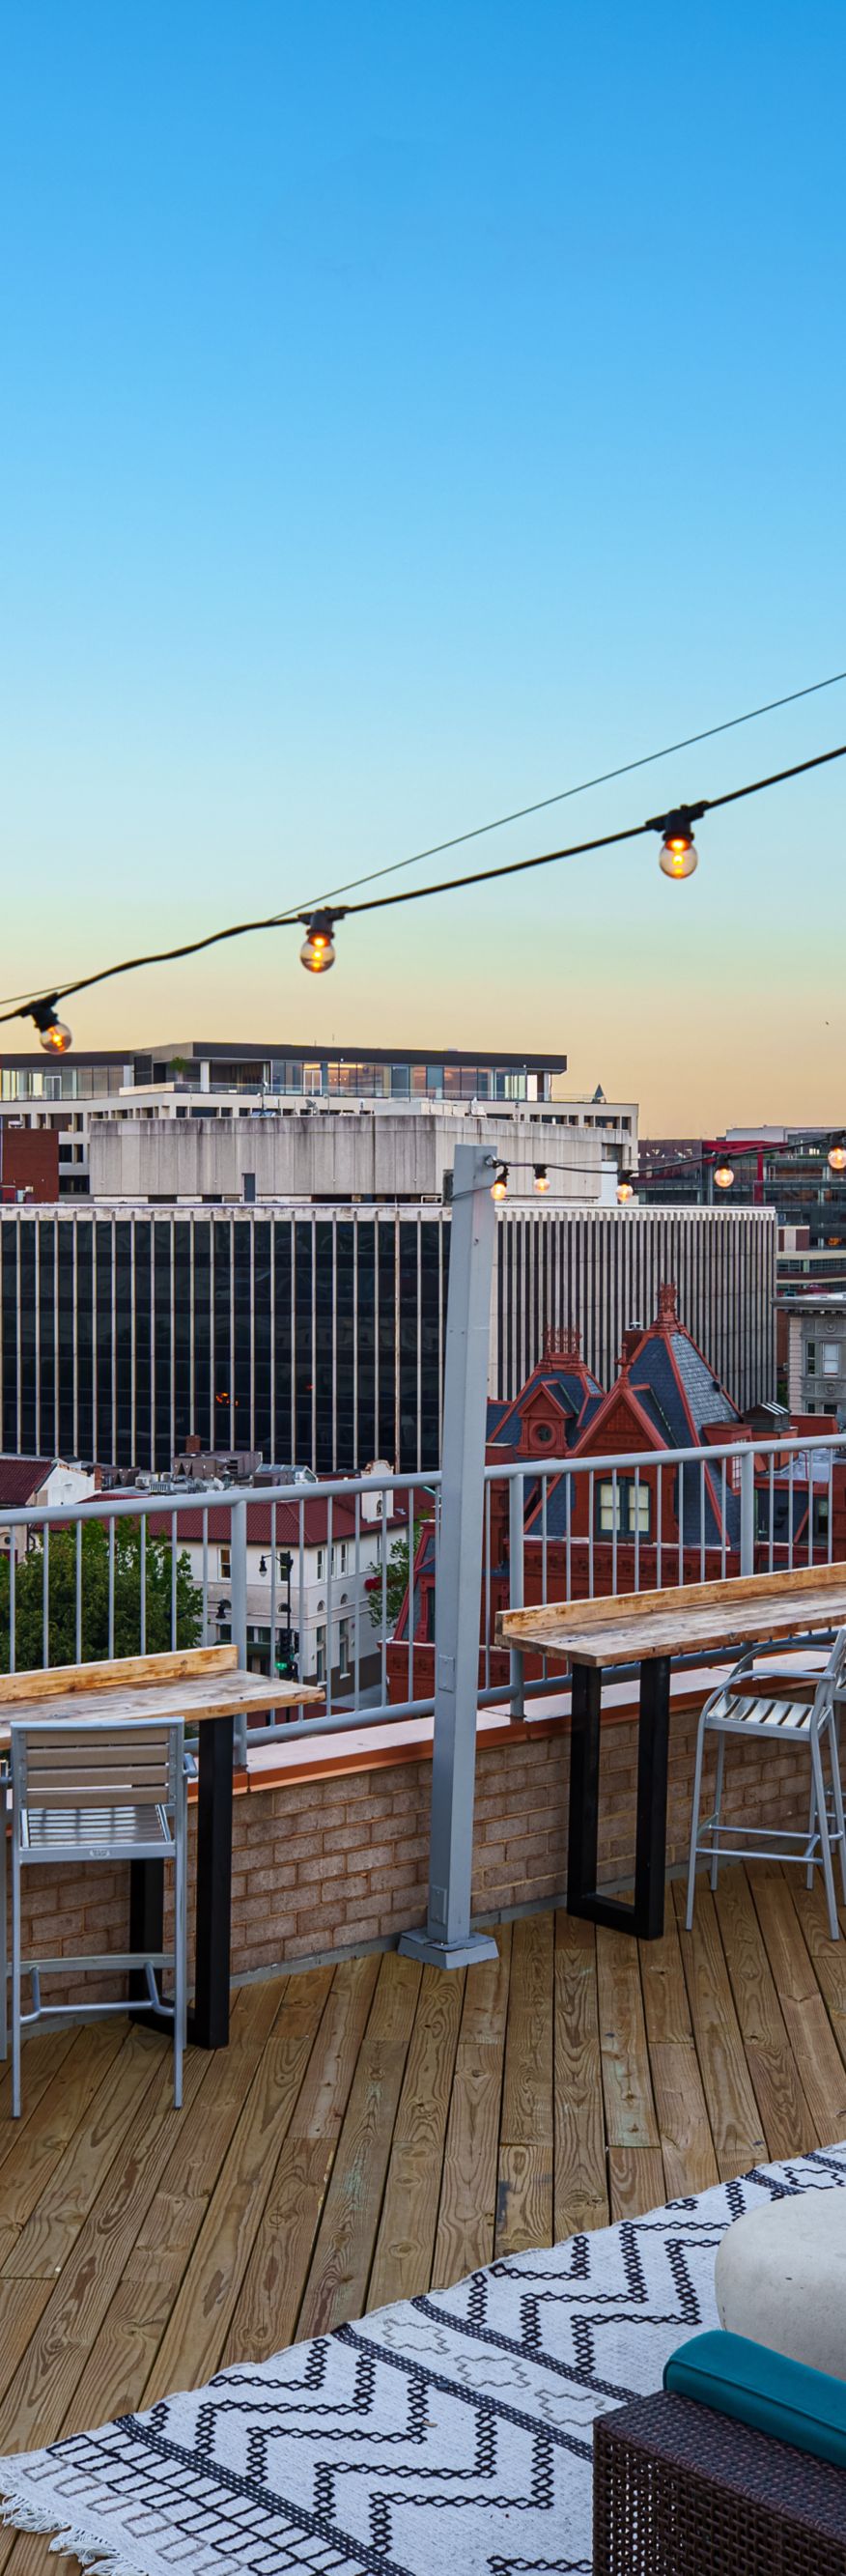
10, 1716, 183, 1815
813, 1627, 846, 1722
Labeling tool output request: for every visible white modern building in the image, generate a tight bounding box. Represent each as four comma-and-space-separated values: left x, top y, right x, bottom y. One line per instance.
0, 1039, 637, 1203
147, 1488, 406, 1694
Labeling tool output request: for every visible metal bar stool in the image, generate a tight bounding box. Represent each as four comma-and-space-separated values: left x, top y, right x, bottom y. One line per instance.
686, 1629, 846, 1939
1, 1714, 188, 2115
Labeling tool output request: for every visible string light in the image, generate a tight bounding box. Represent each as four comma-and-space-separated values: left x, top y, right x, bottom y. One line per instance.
29, 998, 72, 1055
298, 911, 339, 975
714, 1163, 735, 1190
492, 1165, 509, 1202
829, 1141, 846, 1173
649, 804, 704, 882
3, 740, 845, 1048
533, 1164, 550, 1195
617, 1180, 635, 1203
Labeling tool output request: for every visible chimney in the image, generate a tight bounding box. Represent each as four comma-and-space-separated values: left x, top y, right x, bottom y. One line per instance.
620, 1322, 644, 1368
542, 1324, 581, 1361
184, 1434, 202, 1456
658, 1281, 679, 1327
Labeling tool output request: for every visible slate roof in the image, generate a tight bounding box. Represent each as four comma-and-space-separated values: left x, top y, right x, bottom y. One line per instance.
523, 1300, 745, 1549
487, 1355, 605, 1454
486, 1401, 511, 1438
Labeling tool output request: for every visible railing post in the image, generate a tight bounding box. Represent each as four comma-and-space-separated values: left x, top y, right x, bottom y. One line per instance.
230, 1498, 249, 1765
399, 1143, 499, 1968
739, 1446, 755, 1576
508, 1473, 525, 1722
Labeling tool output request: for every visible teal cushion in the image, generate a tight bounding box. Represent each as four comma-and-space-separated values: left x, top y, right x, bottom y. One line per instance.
664, 2331, 846, 2473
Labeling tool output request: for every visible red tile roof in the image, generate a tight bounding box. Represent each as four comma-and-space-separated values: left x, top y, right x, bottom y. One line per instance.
0, 1456, 54, 1508
144, 1495, 407, 1546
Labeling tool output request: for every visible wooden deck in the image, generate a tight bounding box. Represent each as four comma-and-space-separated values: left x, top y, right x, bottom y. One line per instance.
1, 1860, 846, 2572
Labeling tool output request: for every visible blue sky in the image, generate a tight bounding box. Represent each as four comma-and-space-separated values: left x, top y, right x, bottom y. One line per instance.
2, 0, 844, 1126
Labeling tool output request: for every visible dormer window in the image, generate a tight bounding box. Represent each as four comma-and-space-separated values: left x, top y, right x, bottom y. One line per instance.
532, 1422, 555, 1447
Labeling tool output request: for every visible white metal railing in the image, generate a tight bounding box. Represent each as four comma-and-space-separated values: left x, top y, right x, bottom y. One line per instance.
0, 1469, 439, 1763
0, 1432, 844, 1760
484, 1430, 846, 1719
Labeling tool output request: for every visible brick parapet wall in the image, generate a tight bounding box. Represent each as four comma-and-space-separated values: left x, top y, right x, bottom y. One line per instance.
226, 1712, 807, 1967
10, 1704, 809, 2001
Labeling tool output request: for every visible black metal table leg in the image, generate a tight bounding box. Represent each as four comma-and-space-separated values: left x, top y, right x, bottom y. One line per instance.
634, 1656, 671, 1939
566, 1655, 670, 1939
190, 1712, 234, 2048
567, 1663, 602, 1911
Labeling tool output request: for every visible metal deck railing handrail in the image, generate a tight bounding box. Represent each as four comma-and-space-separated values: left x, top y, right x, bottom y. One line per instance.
0, 1429, 844, 1756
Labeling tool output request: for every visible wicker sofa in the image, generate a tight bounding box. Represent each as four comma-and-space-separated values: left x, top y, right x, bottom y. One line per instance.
593, 2331, 846, 2574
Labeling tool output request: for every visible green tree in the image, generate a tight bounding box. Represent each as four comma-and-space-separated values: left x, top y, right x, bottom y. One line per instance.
0, 1519, 203, 1674
368, 1518, 425, 1634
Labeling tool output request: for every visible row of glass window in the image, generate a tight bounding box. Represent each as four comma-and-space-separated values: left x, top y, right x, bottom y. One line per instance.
0, 1216, 446, 1475
265, 1062, 535, 1100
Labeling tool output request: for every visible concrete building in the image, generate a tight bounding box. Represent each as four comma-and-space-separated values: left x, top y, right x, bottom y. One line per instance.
0, 1041, 638, 1203
85, 1094, 634, 1206
0, 1200, 776, 1475
781, 1293, 846, 1419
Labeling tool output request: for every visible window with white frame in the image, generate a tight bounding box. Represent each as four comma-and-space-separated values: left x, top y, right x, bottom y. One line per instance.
339, 1616, 352, 1674
315, 1625, 326, 1683
595, 1479, 651, 1539
339, 1542, 348, 1573
823, 1342, 841, 1375
220, 1545, 231, 1577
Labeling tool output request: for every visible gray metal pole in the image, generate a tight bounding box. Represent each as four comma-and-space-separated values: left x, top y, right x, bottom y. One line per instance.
508, 1471, 525, 1722
400, 1143, 499, 1968
230, 1497, 249, 1764
739, 1446, 755, 1576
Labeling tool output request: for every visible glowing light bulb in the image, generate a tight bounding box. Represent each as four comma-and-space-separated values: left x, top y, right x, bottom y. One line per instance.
659, 831, 698, 881
714, 1164, 734, 1190
617, 1180, 634, 1203
533, 1164, 550, 1195
492, 1169, 508, 1202
648, 802, 702, 882
30, 999, 72, 1055
829, 1144, 846, 1173
299, 912, 337, 974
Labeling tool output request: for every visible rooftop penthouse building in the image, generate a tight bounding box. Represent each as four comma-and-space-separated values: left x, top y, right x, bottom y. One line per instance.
0, 1038, 637, 1203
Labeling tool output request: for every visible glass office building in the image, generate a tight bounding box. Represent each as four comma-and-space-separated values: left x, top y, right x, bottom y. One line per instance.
0, 1203, 776, 1474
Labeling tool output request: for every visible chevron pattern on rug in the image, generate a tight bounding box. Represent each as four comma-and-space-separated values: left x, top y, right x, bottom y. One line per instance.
1, 2144, 845, 2576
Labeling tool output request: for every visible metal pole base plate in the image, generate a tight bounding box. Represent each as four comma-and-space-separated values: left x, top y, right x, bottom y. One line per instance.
398, 1927, 499, 1970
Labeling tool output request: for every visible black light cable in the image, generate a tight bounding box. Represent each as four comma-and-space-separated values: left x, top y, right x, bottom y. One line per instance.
4, 737, 845, 1049
273, 663, 846, 914
7, 664, 845, 1014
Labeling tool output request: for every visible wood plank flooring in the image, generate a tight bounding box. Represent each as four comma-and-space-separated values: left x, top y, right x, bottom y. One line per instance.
2, 1860, 846, 2576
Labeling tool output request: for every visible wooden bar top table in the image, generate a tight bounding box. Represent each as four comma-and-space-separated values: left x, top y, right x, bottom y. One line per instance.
497, 1563, 846, 1941
0, 1645, 323, 2048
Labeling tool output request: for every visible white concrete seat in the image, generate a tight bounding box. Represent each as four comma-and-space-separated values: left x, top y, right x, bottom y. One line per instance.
715, 2190, 846, 2378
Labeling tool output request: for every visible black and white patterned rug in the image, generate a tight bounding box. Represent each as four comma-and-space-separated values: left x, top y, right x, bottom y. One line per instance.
2, 2143, 845, 2576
